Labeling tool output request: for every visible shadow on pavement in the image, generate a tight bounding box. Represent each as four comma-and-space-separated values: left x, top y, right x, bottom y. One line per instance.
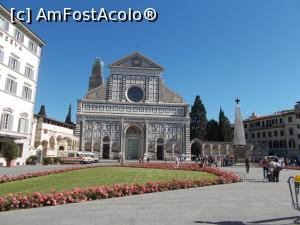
248, 215, 300, 224
194, 216, 300, 225
194, 221, 245, 225
245, 178, 268, 183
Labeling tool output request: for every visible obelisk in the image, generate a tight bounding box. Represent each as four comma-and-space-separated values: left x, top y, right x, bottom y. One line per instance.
233, 98, 248, 160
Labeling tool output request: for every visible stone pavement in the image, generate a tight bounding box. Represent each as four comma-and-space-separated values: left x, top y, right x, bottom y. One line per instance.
1, 166, 300, 225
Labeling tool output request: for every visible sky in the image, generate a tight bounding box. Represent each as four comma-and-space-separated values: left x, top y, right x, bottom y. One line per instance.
2, 0, 300, 123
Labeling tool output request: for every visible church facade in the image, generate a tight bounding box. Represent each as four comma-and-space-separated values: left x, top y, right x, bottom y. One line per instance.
76, 52, 191, 160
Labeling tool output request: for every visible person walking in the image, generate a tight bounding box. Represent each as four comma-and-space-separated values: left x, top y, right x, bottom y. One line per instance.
245, 157, 250, 173
273, 158, 282, 182
261, 157, 269, 179
175, 156, 179, 168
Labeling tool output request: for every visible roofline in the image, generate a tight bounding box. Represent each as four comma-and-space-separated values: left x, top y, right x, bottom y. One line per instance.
34, 114, 75, 128
108, 52, 164, 71
244, 110, 295, 122
0, 4, 46, 46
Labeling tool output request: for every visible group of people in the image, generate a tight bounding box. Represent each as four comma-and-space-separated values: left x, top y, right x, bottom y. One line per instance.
260, 157, 286, 182
194, 155, 235, 168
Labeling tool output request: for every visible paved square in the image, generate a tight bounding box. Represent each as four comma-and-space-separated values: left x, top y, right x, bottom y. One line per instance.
0, 166, 300, 225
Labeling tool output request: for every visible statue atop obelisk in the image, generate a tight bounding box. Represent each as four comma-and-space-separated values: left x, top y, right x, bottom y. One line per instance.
233, 98, 248, 160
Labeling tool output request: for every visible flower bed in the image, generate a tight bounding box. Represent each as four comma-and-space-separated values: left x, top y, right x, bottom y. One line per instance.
0, 163, 240, 212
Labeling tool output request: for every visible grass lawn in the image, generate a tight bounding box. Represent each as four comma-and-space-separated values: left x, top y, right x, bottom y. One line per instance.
0, 167, 216, 196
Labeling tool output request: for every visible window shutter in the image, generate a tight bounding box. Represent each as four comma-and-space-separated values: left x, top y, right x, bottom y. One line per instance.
8, 57, 12, 68
24, 119, 29, 133
13, 81, 17, 94
0, 50, 4, 63
8, 115, 13, 131
18, 118, 22, 132
5, 78, 9, 91
0, 113, 4, 129
16, 60, 20, 71
28, 88, 32, 100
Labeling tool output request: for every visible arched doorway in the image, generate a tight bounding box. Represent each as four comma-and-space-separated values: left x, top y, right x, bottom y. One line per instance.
102, 136, 110, 159
126, 126, 142, 160
156, 138, 164, 160
191, 142, 201, 160
59, 146, 64, 151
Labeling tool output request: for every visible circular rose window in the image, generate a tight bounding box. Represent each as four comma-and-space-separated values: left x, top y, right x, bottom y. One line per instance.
127, 86, 144, 102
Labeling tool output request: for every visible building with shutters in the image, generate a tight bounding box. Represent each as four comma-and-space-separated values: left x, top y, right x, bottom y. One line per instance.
76, 52, 191, 160
0, 5, 45, 166
243, 101, 300, 159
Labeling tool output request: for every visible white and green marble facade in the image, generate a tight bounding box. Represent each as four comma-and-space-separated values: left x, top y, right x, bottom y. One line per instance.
76, 52, 190, 160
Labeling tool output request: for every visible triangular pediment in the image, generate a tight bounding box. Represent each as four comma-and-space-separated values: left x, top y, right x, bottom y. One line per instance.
109, 52, 164, 71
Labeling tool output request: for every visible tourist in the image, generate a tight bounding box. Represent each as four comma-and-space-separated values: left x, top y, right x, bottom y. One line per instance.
147, 157, 150, 163
175, 156, 179, 168
270, 158, 281, 182
261, 157, 269, 179
245, 157, 250, 173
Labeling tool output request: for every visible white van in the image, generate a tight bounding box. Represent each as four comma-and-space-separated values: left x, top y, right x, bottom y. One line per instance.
59, 151, 90, 164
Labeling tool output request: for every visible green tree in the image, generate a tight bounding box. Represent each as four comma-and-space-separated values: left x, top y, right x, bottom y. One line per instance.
3, 141, 19, 167
65, 104, 72, 124
205, 119, 220, 141
190, 95, 207, 140
38, 105, 46, 117
218, 108, 233, 142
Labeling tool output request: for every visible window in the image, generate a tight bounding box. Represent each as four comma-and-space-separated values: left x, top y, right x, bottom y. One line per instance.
127, 86, 144, 102
289, 128, 294, 136
14, 29, 24, 43
0, 48, 4, 63
24, 66, 34, 79
18, 118, 29, 133
288, 117, 293, 123
274, 130, 278, 137
268, 131, 272, 137
28, 41, 37, 54
262, 132, 266, 138
279, 118, 283, 124
5, 78, 17, 94
262, 121, 265, 127
289, 139, 296, 148
257, 132, 260, 138
251, 133, 255, 139
8, 56, 20, 71
22, 86, 32, 100
0, 113, 14, 131
269, 141, 272, 149
297, 124, 300, 129
0, 16, 9, 31
244, 123, 247, 128
298, 134, 300, 139
245, 133, 248, 139
280, 130, 284, 136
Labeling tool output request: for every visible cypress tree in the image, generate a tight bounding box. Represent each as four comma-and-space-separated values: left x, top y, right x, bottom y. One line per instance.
206, 119, 220, 141
218, 108, 233, 142
38, 105, 46, 117
190, 95, 207, 140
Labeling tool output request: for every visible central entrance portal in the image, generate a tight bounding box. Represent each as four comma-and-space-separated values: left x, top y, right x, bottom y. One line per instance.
126, 126, 142, 160
127, 138, 139, 159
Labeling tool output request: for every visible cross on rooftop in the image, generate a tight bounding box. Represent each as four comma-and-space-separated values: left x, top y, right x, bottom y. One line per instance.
235, 98, 240, 104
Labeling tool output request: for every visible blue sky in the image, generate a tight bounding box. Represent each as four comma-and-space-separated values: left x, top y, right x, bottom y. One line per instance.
2, 0, 300, 123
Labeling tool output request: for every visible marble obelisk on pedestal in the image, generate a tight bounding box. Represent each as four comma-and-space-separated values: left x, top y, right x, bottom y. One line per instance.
233, 98, 248, 160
